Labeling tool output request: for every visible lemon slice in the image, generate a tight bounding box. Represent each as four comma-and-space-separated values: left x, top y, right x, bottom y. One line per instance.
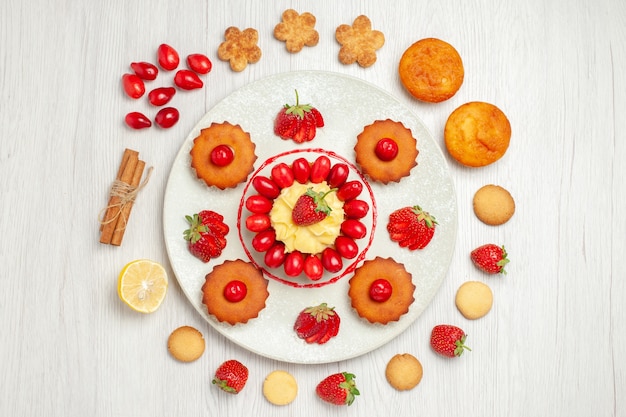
118, 259, 168, 313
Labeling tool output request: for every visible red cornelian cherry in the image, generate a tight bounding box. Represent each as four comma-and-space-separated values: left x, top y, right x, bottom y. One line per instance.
125, 112, 152, 129
122, 73, 145, 99
210, 144, 234, 166
130, 61, 159, 80
187, 53, 212, 74
223, 280, 247, 302
375, 138, 399, 161
174, 69, 203, 90
369, 279, 392, 302
155, 107, 179, 128
148, 87, 176, 106
157, 43, 180, 71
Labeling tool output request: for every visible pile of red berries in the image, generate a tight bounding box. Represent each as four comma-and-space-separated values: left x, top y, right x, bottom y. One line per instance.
122, 43, 212, 129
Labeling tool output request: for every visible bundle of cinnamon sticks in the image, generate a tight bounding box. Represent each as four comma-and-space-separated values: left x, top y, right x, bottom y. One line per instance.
99, 148, 149, 246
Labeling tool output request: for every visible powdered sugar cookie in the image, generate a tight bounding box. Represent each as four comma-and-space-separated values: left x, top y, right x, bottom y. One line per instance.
335, 15, 385, 67
217, 27, 262, 72
274, 9, 319, 53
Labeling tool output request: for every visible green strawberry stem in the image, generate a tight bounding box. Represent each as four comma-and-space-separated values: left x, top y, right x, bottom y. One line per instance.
454, 334, 471, 356
412, 205, 437, 228
306, 187, 335, 215
212, 377, 237, 394
284, 89, 313, 119
497, 245, 510, 274
339, 372, 360, 406
183, 214, 208, 244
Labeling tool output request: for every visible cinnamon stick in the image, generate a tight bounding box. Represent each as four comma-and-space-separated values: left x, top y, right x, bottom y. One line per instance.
100, 150, 139, 244
100, 148, 139, 232
110, 160, 145, 246
100, 149, 137, 231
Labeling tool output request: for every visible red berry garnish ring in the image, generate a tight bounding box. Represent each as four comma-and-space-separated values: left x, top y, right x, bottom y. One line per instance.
237, 149, 377, 288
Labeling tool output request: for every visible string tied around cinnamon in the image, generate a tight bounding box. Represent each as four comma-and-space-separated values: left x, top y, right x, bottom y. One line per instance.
99, 166, 153, 228
99, 149, 150, 246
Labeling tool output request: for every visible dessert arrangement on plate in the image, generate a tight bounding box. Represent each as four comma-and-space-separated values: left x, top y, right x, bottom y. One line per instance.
162, 70, 458, 364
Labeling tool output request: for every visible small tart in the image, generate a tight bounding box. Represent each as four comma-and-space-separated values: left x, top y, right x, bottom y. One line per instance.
190, 122, 257, 189
201, 259, 269, 325
348, 257, 415, 324
355, 119, 418, 184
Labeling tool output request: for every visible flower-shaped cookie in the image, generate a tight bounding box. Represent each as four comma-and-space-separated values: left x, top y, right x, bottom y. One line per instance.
218, 27, 262, 72
274, 9, 319, 53
335, 15, 385, 68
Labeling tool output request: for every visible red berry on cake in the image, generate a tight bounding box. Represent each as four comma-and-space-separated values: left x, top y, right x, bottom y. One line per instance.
291, 188, 334, 226
387, 205, 437, 250
375, 137, 399, 161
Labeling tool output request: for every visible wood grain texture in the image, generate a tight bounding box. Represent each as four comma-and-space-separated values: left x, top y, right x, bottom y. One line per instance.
1, 0, 625, 416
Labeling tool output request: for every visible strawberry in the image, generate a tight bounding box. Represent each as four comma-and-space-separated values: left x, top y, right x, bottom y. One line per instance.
387, 205, 437, 250
292, 188, 334, 226
274, 90, 324, 143
470, 244, 509, 274
316, 372, 360, 406
430, 324, 471, 358
294, 303, 340, 345
183, 210, 229, 262
212, 359, 248, 394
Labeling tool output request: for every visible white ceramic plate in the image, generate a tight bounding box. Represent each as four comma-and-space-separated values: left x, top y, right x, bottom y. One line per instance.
163, 71, 457, 364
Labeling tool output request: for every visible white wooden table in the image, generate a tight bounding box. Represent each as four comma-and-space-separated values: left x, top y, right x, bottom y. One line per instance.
1, 0, 624, 415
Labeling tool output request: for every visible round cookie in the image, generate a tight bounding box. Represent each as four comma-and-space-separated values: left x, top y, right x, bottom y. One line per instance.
385, 353, 423, 391
455, 281, 493, 319
167, 326, 205, 362
399, 38, 464, 103
473, 184, 515, 225
444, 101, 511, 167
263, 370, 298, 405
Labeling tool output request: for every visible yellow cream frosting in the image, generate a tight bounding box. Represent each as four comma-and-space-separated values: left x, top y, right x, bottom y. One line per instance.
269, 181, 345, 254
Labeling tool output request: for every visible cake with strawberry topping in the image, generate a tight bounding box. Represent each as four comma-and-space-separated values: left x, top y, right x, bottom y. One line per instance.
354, 119, 418, 184
201, 259, 269, 325
240, 151, 375, 285
190, 121, 257, 189
348, 257, 415, 324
